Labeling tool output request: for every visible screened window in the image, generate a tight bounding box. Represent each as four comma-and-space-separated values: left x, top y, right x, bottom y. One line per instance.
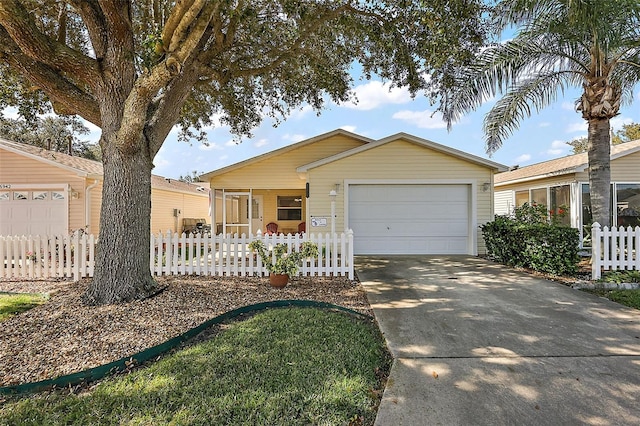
277, 196, 302, 221
515, 191, 529, 207
550, 185, 571, 226
616, 184, 640, 227
530, 188, 547, 207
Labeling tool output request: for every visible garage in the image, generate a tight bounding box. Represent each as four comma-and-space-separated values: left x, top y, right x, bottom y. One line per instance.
348, 183, 471, 255
0, 188, 68, 236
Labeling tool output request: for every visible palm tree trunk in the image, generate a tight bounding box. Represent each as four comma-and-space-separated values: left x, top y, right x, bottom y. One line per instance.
587, 118, 611, 228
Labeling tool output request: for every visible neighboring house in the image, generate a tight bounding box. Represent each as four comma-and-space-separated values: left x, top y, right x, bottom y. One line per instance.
0, 138, 211, 236
494, 139, 640, 247
201, 129, 507, 255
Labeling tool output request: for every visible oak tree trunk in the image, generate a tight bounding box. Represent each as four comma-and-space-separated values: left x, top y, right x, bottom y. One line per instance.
587, 118, 611, 228
83, 131, 157, 304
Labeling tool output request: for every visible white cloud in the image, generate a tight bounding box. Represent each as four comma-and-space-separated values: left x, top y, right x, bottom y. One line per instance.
566, 121, 587, 133
290, 105, 313, 119
339, 125, 357, 133
547, 139, 567, 156
254, 139, 268, 148
392, 109, 447, 129
538, 122, 551, 128
2, 107, 20, 119
611, 115, 633, 131
283, 133, 306, 143
198, 142, 224, 151
225, 139, 238, 147
561, 102, 576, 111
341, 80, 412, 111
515, 153, 531, 163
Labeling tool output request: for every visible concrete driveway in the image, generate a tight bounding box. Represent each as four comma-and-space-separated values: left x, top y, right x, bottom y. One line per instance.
356, 256, 640, 426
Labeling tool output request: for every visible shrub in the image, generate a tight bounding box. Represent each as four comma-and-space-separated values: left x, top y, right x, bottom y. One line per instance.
482, 203, 579, 276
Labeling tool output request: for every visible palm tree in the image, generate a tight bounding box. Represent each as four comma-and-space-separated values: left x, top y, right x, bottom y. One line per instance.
440, 0, 640, 227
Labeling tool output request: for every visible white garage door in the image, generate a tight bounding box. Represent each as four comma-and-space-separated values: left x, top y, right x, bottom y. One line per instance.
349, 184, 470, 255
0, 189, 68, 236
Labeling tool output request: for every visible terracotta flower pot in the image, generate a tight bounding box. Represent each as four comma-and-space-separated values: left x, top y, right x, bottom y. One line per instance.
269, 273, 289, 288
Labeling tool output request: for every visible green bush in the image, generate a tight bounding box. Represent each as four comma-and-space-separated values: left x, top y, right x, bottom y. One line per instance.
482, 203, 579, 276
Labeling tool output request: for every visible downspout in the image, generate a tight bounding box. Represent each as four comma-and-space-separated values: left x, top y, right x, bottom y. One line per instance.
85, 179, 99, 234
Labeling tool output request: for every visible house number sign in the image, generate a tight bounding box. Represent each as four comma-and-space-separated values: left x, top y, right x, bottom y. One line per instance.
0, 184, 11, 189
311, 217, 328, 227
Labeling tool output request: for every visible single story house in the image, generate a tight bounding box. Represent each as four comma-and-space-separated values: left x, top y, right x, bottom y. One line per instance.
0, 138, 211, 236
201, 129, 507, 255
494, 139, 640, 246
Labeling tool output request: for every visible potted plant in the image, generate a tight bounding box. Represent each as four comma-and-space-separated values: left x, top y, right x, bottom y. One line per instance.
249, 240, 319, 288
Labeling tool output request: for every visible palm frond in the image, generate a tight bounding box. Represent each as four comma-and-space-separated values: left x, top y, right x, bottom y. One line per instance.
483, 71, 575, 154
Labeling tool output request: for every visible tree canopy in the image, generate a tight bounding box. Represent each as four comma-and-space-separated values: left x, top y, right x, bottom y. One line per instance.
0, 0, 490, 304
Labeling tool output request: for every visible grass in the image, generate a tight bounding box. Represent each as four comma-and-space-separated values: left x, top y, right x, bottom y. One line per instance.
584, 288, 640, 309
0, 307, 391, 425
583, 270, 640, 310
0, 293, 47, 322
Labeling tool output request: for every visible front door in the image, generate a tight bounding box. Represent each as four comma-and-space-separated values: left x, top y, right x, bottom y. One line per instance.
250, 195, 263, 235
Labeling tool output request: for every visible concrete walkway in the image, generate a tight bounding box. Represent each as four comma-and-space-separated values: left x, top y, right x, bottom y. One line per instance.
356, 256, 640, 426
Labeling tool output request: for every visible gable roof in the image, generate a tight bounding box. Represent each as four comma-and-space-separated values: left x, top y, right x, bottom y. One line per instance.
296, 132, 508, 172
0, 138, 206, 195
0, 137, 103, 177
199, 129, 373, 179
494, 139, 640, 186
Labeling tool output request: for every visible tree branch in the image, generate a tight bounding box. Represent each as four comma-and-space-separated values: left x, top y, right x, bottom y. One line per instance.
0, 0, 100, 86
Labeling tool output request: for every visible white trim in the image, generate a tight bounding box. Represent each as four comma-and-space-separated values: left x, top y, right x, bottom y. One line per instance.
344, 179, 477, 255
0, 183, 68, 190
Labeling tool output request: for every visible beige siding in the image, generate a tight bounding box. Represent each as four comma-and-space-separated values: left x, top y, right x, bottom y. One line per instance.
306, 139, 495, 254
575, 151, 640, 182
0, 149, 87, 234
208, 135, 365, 189
495, 190, 515, 215
150, 189, 209, 234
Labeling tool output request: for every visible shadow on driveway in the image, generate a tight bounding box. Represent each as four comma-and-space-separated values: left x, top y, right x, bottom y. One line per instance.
357, 256, 640, 426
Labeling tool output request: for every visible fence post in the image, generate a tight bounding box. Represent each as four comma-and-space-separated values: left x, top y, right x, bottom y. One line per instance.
347, 229, 354, 279
591, 222, 602, 280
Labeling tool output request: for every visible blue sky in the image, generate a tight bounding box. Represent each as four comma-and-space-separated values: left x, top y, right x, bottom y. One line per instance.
128, 79, 640, 180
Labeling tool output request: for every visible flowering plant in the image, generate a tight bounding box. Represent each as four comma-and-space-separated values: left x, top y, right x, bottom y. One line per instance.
248, 240, 318, 276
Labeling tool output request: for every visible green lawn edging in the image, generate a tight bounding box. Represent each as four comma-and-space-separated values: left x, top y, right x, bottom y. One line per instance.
0, 300, 372, 395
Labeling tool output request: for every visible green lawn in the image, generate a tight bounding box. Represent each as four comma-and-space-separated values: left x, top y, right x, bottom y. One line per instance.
585, 271, 640, 310
0, 293, 47, 322
584, 288, 640, 310
0, 307, 391, 426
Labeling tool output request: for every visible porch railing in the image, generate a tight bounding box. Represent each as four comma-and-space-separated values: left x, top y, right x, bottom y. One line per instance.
591, 222, 640, 280
1, 230, 354, 281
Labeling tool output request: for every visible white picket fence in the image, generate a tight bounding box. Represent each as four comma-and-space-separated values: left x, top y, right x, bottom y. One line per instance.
591, 223, 640, 279
0, 230, 354, 281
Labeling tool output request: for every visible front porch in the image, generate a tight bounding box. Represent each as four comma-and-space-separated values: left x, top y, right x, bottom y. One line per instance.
211, 188, 307, 236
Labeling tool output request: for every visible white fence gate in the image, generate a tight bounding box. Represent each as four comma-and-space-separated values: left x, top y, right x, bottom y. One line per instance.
591, 222, 640, 280
0, 231, 354, 281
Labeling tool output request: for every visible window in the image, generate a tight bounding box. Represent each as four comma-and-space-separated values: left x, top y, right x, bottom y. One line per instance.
51, 192, 65, 200
515, 191, 529, 207
277, 196, 302, 221
33, 191, 48, 201
13, 192, 27, 200
0, 192, 9, 201
616, 184, 640, 228
530, 188, 547, 207
550, 185, 571, 226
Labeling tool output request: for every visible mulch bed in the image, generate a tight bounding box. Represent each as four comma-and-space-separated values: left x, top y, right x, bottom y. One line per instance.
0, 275, 371, 388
